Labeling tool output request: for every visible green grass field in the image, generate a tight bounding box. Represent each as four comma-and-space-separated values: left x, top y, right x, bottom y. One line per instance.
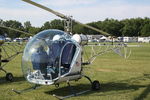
0, 43, 150, 100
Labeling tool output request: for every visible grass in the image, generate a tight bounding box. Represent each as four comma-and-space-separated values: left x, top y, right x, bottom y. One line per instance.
0, 43, 150, 100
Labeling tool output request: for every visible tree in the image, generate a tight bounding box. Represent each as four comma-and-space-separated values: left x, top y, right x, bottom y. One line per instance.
50, 19, 64, 30
24, 21, 32, 32
1, 17, 150, 37
3, 20, 24, 38
41, 19, 64, 31
28, 27, 40, 35
0, 19, 5, 35
101, 19, 123, 36
41, 21, 51, 30
141, 23, 150, 36
73, 24, 85, 34
121, 18, 139, 36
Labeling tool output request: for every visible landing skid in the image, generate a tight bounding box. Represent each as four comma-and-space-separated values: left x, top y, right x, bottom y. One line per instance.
53, 90, 91, 100
12, 75, 100, 100
12, 84, 41, 94
52, 75, 100, 100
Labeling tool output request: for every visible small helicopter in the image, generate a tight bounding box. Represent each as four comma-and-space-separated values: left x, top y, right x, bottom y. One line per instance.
0, 35, 15, 81
0, 30, 27, 81
0, 23, 33, 82
1, 0, 130, 99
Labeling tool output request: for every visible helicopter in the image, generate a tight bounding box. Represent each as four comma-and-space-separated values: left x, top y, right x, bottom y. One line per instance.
1, 0, 130, 99
0, 22, 34, 82
0, 32, 26, 81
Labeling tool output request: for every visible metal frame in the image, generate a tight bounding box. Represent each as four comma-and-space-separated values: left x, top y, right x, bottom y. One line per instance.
52, 75, 92, 100
12, 84, 41, 94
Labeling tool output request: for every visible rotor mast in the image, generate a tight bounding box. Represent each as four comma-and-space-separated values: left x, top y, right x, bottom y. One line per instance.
64, 16, 73, 34
22, 0, 110, 36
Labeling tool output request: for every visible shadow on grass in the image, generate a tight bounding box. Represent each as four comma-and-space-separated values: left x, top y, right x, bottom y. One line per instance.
45, 83, 93, 96
45, 82, 146, 97
45, 74, 150, 98
133, 74, 150, 100
134, 84, 150, 100
0, 76, 25, 85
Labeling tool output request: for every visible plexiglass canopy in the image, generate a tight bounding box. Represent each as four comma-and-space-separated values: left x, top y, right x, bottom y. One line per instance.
22, 29, 77, 85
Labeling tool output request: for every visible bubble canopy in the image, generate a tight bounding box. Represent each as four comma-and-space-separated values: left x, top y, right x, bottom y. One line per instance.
22, 29, 77, 85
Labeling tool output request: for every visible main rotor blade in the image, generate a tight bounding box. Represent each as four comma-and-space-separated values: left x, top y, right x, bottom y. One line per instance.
73, 20, 110, 36
22, 0, 68, 19
0, 25, 32, 36
22, 0, 110, 36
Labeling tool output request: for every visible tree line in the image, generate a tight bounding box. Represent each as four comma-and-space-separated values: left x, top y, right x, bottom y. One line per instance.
0, 17, 150, 38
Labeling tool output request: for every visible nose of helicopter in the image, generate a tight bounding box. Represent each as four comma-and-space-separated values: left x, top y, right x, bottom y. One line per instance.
21, 29, 73, 85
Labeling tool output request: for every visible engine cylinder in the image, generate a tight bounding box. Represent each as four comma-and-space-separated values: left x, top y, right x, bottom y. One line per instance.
72, 34, 88, 45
